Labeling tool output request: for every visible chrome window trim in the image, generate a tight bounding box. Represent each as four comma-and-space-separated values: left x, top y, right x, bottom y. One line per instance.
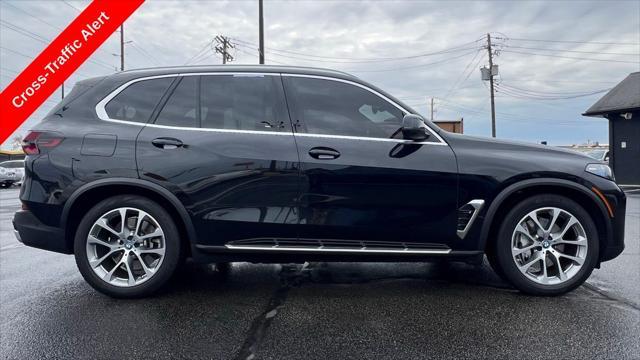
225, 244, 451, 254
94, 72, 448, 146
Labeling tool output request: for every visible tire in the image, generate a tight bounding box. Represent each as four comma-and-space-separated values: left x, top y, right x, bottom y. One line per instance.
74, 195, 181, 298
492, 194, 599, 296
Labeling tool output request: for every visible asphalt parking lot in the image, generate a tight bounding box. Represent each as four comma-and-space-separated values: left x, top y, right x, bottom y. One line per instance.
1, 187, 638, 359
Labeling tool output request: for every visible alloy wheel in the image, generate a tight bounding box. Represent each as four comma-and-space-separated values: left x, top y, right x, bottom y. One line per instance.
511, 207, 588, 285
86, 207, 166, 287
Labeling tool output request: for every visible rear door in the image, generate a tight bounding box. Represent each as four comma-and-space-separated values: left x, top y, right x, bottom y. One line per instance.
135, 73, 300, 247
283, 75, 459, 251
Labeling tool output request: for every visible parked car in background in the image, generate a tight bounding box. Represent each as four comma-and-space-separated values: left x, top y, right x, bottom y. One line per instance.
13, 66, 626, 298
0, 160, 25, 187
585, 149, 610, 163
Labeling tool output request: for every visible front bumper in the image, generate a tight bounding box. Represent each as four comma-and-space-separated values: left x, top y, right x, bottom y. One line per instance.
12, 210, 71, 254
599, 187, 626, 262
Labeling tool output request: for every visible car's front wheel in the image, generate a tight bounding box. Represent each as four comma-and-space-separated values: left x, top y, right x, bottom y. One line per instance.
492, 194, 599, 296
74, 195, 181, 298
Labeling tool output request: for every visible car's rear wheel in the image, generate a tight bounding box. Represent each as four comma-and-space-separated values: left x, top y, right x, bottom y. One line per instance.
74, 195, 181, 298
493, 194, 599, 295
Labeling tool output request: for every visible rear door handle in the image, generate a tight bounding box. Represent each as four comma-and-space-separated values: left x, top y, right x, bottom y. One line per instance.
308, 147, 340, 160
152, 137, 183, 150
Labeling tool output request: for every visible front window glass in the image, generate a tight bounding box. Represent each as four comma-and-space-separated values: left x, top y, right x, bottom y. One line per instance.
286, 77, 403, 139
105, 77, 174, 123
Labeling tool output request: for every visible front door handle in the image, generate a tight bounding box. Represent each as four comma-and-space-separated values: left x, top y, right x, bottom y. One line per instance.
152, 137, 183, 150
309, 147, 340, 160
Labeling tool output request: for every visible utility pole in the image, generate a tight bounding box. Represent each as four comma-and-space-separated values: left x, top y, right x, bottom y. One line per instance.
61, 83, 64, 99
430, 97, 434, 121
215, 35, 235, 64
259, 0, 264, 64
120, 24, 125, 71
487, 33, 496, 138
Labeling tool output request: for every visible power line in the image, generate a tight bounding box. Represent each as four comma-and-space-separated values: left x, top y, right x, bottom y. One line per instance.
234, 47, 290, 65
0, 46, 92, 77
495, 83, 610, 100
0, 19, 50, 43
54, 0, 156, 70
232, 37, 485, 62
0, 67, 20, 75
184, 40, 215, 65
130, 42, 161, 66
497, 36, 640, 46
498, 82, 611, 96
1, 3, 118, 69
436, 101, 593, 126
441, 50, 485, 102
349, 49, 480, 73
504, 45, 639, 57
59, 0, 82, 12
502, 78, 618, 85
2, 2, 62, 31
501, 49, 640, 64
0, 20, 115, 70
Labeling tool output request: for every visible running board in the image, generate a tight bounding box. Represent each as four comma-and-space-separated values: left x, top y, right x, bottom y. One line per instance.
224, 240, 451, 254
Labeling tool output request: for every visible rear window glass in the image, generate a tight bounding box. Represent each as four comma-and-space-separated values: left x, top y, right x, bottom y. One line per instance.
105, 77, 174, 123
200, 75, 286, 131
155, 77, 198, 128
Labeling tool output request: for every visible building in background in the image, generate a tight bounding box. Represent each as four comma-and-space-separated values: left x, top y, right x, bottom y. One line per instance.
583, 72, 639, 186
433, 118, 463, 133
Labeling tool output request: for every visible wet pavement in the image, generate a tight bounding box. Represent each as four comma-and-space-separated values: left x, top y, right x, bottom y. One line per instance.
1, 187, 638, 359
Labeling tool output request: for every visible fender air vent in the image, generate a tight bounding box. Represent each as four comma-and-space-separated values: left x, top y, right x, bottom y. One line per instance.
456, 199, 485, 239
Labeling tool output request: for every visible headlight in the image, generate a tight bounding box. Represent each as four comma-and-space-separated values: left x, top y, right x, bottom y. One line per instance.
585, 163, 614, 180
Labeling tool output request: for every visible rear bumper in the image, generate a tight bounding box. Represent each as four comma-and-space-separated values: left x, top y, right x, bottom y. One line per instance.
12, 210, 71, 254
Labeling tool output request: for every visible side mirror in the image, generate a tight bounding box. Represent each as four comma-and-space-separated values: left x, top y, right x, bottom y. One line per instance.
402, 114, 430, 141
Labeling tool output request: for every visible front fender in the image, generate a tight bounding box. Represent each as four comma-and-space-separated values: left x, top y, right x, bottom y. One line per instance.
478, 178, 612, 251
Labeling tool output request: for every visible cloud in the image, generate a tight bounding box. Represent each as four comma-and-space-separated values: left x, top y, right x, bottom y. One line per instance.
1, 0, 638, 147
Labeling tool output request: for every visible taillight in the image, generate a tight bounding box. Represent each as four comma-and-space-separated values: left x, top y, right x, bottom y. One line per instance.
22, 131, 64, 155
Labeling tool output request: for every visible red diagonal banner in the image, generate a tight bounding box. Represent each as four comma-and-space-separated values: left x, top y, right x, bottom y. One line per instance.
0, 0, 145, 143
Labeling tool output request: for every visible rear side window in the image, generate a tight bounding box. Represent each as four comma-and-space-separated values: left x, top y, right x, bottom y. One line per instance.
200, 75, 286, 131
104, 77, 174, 123
285, 77, 403, 139
155, 76, 198, 128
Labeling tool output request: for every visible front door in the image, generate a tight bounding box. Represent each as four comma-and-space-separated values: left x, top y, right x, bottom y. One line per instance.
283, 75, 458, 251
135, 73, 300, 247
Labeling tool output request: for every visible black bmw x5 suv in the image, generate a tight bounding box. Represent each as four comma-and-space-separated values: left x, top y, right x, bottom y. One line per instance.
14, 65, 625, 298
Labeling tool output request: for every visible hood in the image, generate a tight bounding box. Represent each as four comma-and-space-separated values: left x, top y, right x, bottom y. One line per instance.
445, 133, 600, 183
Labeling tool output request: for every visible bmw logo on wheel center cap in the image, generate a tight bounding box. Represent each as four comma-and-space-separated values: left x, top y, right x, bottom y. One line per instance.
542, 240, 551, 248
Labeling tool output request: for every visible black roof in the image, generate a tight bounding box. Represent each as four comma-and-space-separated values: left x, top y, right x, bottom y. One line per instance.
583, 72, 640, 117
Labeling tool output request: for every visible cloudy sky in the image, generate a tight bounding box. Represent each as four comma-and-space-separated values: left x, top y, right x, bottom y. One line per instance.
1, 0, 639, 149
